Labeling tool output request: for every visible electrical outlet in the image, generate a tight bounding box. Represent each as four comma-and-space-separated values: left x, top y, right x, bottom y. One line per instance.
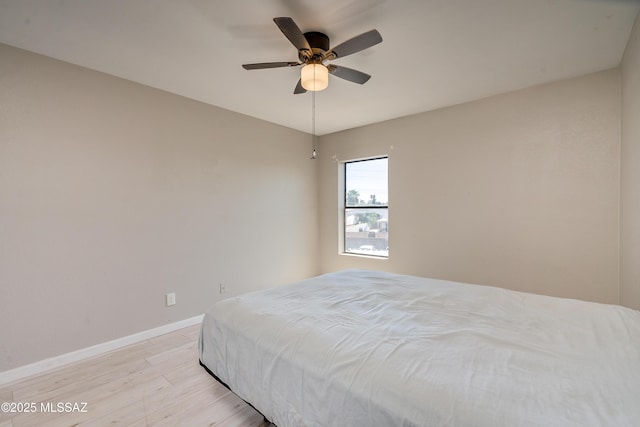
166, 292, 176, 306
219, 283, 226, 294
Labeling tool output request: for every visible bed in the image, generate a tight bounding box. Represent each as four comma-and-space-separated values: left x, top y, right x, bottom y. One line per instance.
199, 269, 640, 426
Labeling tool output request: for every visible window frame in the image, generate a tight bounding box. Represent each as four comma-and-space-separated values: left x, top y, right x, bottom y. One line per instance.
342, 156, 389, 258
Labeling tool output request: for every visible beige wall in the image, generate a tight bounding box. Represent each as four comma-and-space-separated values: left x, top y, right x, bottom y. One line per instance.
0, 35, 633, 373
318, 69, 620, 304
0, 44, 319, 372
621, 13, 640, 310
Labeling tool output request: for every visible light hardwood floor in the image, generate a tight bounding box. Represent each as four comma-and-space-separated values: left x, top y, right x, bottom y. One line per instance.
0, 324, 272, 427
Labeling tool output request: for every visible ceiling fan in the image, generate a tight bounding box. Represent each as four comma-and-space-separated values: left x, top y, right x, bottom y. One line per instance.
242, 17, 382, 94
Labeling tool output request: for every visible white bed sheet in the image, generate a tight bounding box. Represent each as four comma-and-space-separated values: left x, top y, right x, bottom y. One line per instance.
199, 269, 640, 427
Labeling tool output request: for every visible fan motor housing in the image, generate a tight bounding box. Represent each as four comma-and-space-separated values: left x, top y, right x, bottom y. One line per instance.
301, 31, 330, 62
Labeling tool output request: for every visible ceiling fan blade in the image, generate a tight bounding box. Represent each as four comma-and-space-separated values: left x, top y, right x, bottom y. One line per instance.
326, 29, 382, 59
328, 65, 371, 84
242, 61, 300, 70
273, 17, 312, 54
294, 79, 307, 94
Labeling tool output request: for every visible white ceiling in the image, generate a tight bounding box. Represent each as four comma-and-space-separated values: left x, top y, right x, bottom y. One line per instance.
1, 0, 639, 135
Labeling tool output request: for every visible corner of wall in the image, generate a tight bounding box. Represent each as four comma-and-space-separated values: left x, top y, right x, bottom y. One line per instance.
619, 9, 640, 310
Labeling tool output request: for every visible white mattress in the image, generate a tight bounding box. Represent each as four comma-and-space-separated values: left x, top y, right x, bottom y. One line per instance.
199, 269, 640, 427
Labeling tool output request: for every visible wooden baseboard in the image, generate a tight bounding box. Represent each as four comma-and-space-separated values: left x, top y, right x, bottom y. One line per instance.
0, 314, 204, 386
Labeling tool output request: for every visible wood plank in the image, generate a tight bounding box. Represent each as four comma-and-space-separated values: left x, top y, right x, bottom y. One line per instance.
1, 323, 269, 427
0, 388, 13, 424
12, 376, 171, 427
0, 389, 12, 402
144, 383, 239, 426
12, 357, 152, 404
11, 347, 152, 401
181, 324, 201, 341
74, 377, 220, 426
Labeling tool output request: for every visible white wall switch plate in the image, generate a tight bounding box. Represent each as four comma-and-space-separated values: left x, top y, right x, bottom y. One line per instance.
166, 292, 176, 306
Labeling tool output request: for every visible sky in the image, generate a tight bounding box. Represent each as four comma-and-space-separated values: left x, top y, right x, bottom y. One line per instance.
345, 157, 388, 204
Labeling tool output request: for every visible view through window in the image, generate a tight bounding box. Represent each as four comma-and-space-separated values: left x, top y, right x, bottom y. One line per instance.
344, 157, 388, 257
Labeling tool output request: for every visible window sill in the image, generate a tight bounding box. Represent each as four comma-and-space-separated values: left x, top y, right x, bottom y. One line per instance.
340, 252, 389, 260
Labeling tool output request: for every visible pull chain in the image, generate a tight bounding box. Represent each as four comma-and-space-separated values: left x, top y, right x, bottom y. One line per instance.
311, 85, 317, 159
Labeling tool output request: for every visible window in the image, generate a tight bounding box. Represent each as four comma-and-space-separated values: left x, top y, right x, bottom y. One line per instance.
344, 157, 388, 257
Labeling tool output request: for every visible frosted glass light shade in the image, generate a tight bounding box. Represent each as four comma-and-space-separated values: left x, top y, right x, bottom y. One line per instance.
301, 64, 329, 91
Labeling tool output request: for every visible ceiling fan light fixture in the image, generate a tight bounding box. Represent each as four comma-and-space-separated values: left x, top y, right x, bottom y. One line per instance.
301, 64, 328, 91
